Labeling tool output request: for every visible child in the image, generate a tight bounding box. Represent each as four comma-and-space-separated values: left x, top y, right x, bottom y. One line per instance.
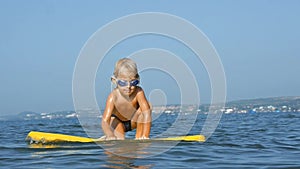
101, 58, 152, 140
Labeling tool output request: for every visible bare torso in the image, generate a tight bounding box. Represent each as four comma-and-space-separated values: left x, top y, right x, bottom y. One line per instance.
112, 88, 140, 121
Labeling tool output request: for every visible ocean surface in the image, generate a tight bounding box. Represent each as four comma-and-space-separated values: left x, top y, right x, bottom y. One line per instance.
1, 111, 300, 169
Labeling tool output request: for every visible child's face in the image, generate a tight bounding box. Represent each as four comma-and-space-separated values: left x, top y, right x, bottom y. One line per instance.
116, 73, 139, 97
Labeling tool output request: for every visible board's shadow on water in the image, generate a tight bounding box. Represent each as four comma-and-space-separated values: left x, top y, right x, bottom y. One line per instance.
102, 143, 155, 168
27, 140, 175, 168
100, 140, 194, 168
102, 153, 154, 169
99, 140, 180, 158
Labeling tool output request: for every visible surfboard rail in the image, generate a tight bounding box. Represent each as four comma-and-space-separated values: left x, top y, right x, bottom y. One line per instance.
26, 131, 205, 144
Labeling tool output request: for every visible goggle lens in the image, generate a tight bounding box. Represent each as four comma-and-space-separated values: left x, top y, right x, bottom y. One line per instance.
117, 79, 139, 87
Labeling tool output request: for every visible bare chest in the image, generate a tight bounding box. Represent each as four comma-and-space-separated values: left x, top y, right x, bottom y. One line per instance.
114, 95, 139, 120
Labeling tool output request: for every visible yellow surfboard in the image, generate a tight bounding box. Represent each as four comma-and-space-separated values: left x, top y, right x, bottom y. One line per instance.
26, 131, 205, 143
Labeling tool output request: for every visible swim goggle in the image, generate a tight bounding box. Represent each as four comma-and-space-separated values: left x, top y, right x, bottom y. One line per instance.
116, 79, 139, 87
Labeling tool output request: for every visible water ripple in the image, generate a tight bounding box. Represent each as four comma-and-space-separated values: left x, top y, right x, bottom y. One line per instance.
1, 112, 300, 168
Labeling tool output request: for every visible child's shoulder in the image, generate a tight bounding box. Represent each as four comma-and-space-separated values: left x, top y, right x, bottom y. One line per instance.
135, 86, 144, 92
135, 86, 146, 95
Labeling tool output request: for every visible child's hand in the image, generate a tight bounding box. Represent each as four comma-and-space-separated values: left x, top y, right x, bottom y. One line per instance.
135, 136, 149, 140
94, 136, 106, 141
105, 135, 117, 141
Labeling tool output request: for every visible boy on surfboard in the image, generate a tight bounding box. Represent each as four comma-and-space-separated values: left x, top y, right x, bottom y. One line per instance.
101, 58, 152, 140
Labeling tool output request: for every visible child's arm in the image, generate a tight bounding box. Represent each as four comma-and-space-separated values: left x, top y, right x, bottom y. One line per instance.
101, 93, 117, 140
136, 88, 152, 138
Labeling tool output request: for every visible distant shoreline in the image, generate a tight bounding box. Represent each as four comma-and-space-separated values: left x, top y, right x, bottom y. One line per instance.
1, 96, 299, 121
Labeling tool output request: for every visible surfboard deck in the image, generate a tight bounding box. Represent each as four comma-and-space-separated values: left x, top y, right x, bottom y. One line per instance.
26, 131, 205, 144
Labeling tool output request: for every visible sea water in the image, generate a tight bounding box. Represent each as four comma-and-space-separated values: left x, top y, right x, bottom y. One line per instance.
1, 111, 300, 168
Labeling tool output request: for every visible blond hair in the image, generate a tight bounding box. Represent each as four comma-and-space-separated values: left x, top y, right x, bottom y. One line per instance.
113, 58, 139, 78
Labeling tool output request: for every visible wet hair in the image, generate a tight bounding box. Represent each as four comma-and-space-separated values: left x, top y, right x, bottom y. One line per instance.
113, 58, 139, 79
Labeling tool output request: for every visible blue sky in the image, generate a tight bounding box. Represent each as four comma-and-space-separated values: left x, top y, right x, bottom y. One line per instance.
1, 0, 300, 115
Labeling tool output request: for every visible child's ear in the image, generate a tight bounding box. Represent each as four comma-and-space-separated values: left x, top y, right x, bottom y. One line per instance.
111, 76, 117, 84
